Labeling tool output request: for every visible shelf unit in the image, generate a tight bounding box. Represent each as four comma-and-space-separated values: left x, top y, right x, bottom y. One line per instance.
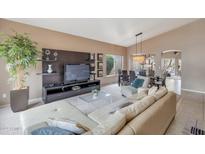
37, 59, 57, 62
43, 80, 100, 103
89, 53, 96, 72
36, 50, 58, 76
36, 72, 59, 76
97, 53, 103, 77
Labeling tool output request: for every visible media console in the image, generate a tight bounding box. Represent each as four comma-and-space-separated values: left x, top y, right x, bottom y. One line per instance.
42, 80, 100, 103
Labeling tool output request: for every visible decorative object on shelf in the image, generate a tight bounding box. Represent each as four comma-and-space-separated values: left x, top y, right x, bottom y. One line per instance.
90, 53, 95, 60
90, 63, 95, 67
92, 89, 99, 99
45, 49, 51, 61
53, 51, 58, 61
97, 53, 103, 77
97, 70, 103, 77
72, 86, 81, 91
47, 64, 53, 73
97, 53, 103, 62
90, 72, 96, 80
97, 62, 103, 70
89, 53, 96, 72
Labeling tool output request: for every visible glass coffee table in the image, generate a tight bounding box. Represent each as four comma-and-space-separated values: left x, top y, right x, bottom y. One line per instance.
79, 91, 112, 103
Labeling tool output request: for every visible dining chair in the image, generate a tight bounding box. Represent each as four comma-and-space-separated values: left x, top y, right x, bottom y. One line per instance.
121, 70, 129, 86
129, 70, 136, 83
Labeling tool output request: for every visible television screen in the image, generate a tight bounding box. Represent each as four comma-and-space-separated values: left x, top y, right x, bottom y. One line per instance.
64, 64, 90, 84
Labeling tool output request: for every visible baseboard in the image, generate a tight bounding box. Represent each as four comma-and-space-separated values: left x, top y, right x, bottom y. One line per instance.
0, 98, 42, 109
182, 88, 205, 94
29, 97, 42, 104
0, 103, 10, 109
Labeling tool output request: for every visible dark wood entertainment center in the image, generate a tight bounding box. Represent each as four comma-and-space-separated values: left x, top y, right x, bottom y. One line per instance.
43, 80, 100, 103
40, 48, 101, 104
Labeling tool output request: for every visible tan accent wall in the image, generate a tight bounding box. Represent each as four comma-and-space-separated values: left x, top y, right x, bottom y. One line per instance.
127, 19, 205, 92
0, 19, 127, 105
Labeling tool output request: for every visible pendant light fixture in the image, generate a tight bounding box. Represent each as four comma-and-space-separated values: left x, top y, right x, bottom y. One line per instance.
135, 32, 143, 54
133, 32, 145, 64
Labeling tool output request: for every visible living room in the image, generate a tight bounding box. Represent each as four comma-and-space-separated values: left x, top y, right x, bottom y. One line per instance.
1, 0, 205, 153
1, 18, 205, 136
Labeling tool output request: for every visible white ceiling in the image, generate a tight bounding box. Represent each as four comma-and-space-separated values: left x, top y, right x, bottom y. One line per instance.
8, 18, 197, 47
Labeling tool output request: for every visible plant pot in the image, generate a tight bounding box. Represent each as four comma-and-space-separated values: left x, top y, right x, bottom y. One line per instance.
10, 87, 29, 112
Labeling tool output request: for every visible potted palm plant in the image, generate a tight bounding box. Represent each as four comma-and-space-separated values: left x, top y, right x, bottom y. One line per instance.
0, 32, 39, 112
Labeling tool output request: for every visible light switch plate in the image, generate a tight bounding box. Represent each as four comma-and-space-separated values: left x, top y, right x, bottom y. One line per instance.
2, 93, 7, 98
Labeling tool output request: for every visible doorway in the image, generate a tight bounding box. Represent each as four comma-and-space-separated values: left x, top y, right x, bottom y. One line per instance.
161, 50, 181, 95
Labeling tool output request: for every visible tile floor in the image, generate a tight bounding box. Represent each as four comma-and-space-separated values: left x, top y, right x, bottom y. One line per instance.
166, 91, 205, 134
0, 81, 204, 135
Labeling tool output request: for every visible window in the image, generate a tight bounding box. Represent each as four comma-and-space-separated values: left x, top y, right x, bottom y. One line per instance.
106, 54, 123, 76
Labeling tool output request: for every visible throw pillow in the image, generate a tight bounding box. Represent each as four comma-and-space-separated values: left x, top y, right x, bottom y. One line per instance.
138, 87, 149, 94
131, 78, 144, 89
148, 86, 158, 96
138, 91, 148, 100
153, 86, 168, 100
109, 102, 134, 114
118, 95, 156, 122
128, 90, 148, 101
47, 118, 89, 135
31, 127, 75, 135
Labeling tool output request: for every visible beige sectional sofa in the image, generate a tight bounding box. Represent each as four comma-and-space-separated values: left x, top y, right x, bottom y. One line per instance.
118, 92, 176, 134
20, 87, 176, 135
87, 88, 176, 135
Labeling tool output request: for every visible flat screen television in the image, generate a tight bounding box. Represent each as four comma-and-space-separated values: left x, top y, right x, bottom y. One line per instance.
64, 64, 90, 84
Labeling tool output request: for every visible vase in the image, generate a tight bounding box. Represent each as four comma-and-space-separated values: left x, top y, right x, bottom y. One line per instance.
92, 89, 98, 99
47, 64, 53, 73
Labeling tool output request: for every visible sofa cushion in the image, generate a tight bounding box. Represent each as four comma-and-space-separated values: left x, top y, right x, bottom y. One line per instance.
148, 86, 158, 96
138, 87, 149, 94
117, 95, 156, 122
86, 112, 126, 135
120, 92, 176, 135
121, 86, 138, 97
88, 98, 129, 124
109, 102, 134, 114
131, 78, 144, 88
153, 87, 168, 101
128, 89, 148, 102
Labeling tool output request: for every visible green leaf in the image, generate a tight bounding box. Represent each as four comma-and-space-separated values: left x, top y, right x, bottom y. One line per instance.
0, 32, 39, 89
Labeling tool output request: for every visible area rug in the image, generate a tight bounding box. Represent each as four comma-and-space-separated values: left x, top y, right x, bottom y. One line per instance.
65, 84, 125, 115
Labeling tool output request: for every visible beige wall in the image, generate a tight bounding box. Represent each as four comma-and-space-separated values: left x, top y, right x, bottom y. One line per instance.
127, 19, 205, 92
1, 18, 205, 105
0, 19, 127, 105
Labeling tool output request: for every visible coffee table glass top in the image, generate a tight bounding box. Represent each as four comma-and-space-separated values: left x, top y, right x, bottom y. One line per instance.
79, 91, 112, 103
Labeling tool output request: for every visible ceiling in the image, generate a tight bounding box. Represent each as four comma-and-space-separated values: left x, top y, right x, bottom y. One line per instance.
8, 18, 197, 47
